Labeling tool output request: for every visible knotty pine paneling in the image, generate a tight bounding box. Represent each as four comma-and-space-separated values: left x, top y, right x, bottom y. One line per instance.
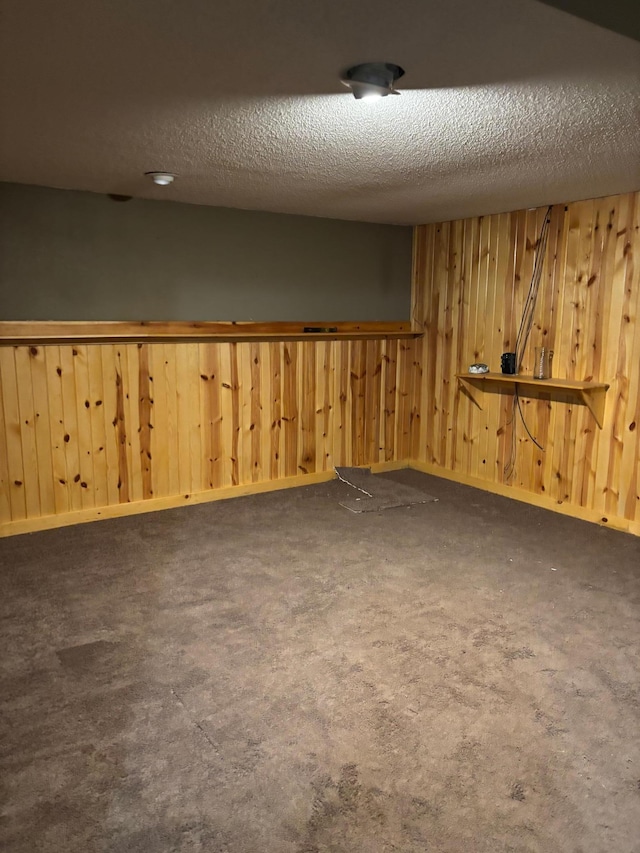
4, 192, 636, 537
411, 191, 640, 534
0, 338, 417, 534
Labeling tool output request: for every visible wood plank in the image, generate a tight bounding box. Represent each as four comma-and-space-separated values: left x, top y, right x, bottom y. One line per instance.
451, 218, 473, 475
28, 345, 56, 517
350, 340, 366, 466
463, 217, 482, 477
217, 342, 234, 488
442, 219, 463, 470
186, 343, 203, 493
200, 343, 223, 490
532, 207, 559, 499
14, 347, 42, 518
113, 347, 131, 503
85, 346, 108, 508
384, 338, 398, 463
619, 195, 640, 522
59, 345, 83, 512
573, 200, 599, 506
315, 341, 332, 471
334, 340, 350, 467
363, 339, 380, 464
174, 343, 192, 495
299, 343, 316, 474
0, 365, 11, 522
475, 214, 497, 481
100, 345, 121, 506
162, 343, 180, 497
123, 345, 143, 503
210, 344, 224, 489
409, 334, 422, 463
566, 200, 593, 506
412, 225, 435, 464
249, 342, 262, 483
606, 194, 635, 520
229, 343, 241, 486
43, 346, 70, 516
269, 342, 283, 481
0, 347, 27, 520
138, 343, 153, 500
259, 342, 272, 481
396, 340, 412, 461
151, 343, 170, 497
281, 342, 298, 477
496, 213, 517, 485
71, 345, 97, 510
432, 220, 450, 469
236, 343, 250, 485
515, 208, 542, 494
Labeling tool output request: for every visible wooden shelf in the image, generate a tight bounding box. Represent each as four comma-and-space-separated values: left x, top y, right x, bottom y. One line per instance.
456, 372, 610, 429
0, 320, 421, 345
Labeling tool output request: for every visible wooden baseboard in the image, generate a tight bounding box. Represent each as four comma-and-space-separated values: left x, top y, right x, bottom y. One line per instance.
0, 460, 410, 537
408, 461, 640, 537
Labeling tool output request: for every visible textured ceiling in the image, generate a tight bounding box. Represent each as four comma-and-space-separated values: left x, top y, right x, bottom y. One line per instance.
538, 0, 640, 42
0, 0, 638, 224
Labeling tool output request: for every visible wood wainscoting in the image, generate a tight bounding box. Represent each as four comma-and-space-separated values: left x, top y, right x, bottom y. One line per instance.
2, 191, 638, 538
410, 190, 640, 536
0, 338, 417, 536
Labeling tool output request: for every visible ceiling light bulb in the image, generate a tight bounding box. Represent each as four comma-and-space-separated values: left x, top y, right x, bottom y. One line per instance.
145, 171, 175, 186
360, 91, 385, 103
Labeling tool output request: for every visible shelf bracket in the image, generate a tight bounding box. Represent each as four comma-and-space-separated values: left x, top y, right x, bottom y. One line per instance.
579, 387, 606, 430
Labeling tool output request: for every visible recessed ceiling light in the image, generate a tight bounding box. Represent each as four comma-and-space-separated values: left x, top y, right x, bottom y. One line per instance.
145, 171, 175, 186
341, 62, 405, 101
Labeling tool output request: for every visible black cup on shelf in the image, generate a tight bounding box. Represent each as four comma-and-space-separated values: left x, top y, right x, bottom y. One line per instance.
501, 352, 516, 374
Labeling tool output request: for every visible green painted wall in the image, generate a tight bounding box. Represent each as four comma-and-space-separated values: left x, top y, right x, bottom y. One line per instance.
0, 183, 412, 321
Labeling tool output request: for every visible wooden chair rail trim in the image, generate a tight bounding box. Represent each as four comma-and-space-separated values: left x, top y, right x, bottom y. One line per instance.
0, 320, 419, 344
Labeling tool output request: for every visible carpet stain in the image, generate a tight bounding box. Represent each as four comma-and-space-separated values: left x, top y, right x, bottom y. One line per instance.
56, 640, 119, 670
511, 782, 527, 801
300, 765, 391, 852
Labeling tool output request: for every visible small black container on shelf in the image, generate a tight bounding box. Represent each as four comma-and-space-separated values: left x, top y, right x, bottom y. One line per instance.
501, 352, 517, 374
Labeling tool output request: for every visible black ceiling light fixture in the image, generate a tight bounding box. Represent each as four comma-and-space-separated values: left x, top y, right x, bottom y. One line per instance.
341, 62, 405, 101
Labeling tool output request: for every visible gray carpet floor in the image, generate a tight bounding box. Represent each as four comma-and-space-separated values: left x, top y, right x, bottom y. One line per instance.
1, 470, 640, 853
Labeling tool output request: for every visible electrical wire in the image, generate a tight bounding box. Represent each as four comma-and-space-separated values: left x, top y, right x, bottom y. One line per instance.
515, 207, 552, 370
504, 207, 552, 479
504, 396, 518, 481
515, 389, 544, 450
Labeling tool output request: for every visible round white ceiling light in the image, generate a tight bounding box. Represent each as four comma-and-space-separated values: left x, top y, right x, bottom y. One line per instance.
341, 62, 405, 101
145, 171, 175, 186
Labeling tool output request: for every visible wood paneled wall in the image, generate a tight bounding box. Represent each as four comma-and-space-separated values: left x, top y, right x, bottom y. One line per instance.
2, 190, 638, 537
411, 191, 640, 535
0, 339, 416, 535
